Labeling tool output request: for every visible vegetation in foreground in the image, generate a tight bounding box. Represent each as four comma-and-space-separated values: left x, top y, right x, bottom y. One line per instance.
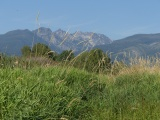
1, 56, 160, 119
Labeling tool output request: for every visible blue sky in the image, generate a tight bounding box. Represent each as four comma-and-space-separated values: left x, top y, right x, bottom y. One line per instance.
0, 0, 160, 40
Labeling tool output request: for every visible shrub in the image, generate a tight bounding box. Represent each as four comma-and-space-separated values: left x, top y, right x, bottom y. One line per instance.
74, 49, 111, 73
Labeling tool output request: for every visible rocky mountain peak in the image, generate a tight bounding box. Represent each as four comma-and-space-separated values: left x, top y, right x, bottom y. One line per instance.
32, 27, 52, 41
54, 29, 66, 35
33, 27, 52, 35
32, 27, 112, 53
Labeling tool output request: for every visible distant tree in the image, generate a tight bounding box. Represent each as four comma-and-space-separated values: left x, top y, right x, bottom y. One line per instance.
47, 51, 58, 61
21, 46, 31, 57
85, 49, 111, 73
32, 43, 51, 56
73, 51, 89, 69
74, 49, 111, 73
57, 50, 74, 61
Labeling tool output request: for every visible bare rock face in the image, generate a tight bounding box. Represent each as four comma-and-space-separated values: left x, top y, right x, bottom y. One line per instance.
33, 27, 52, 41
33, 27, 112, 53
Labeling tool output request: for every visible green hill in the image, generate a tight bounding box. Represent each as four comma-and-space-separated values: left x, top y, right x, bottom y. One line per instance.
1, 63, 160, 119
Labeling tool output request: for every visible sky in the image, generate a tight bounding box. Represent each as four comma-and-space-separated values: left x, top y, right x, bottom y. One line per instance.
0, 0, 160, 40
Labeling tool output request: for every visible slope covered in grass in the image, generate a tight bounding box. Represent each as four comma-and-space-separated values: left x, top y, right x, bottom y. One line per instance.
0, 65, 160, 119
0, 67, 105, 119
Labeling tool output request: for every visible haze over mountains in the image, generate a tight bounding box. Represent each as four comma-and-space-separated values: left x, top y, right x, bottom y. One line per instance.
1, 27, 160, 60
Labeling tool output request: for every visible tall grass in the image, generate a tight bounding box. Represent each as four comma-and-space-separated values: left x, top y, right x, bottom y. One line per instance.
0, 66, 105, 119
1, 56, 160, 119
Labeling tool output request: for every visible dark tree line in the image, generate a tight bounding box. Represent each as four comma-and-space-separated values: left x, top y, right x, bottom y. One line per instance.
21, 43, 51, 57
21, 43, 112, 73
73, 49, 111, 73
21, 43, 74, 61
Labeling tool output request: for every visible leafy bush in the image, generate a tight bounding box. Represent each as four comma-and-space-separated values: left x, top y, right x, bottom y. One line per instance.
32, 43, 51, 56
57, 50, 74, 61
21, 46, 31, 57
21, 43, 54, 58
73, 49, 111, 73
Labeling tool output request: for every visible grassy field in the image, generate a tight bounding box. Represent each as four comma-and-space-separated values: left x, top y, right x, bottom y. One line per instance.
1, 57, 160, 119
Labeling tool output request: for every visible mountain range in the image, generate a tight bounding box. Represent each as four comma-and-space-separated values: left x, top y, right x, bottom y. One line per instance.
0, 27, 111, 55
95, 33, 160, 60
1, 27, 160, 60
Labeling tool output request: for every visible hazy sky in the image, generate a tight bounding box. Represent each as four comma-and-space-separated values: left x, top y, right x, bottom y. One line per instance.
0, 0, 160, 40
